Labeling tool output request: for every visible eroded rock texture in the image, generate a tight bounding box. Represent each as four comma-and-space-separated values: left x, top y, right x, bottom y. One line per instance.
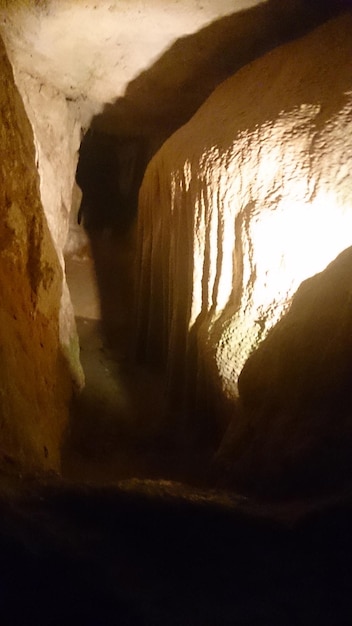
136, 12, 352, 450
0, 36, 72, 471
0, 17, 85, 387
218, 246, 352, 496
6, 67, 84, 388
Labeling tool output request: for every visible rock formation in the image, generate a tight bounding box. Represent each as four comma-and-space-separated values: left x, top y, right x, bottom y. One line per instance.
1, 0, 351, 486
0, 46, 84, 389
218, 246, 352, 496
1, 0, 348, 416
0, 35, 72, 471
136, 11, 352, 468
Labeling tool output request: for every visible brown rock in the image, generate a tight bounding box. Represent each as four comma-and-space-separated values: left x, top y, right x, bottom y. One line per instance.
217, 247, 352, 496
0, 35, 72, 472
135, 11, 352, 462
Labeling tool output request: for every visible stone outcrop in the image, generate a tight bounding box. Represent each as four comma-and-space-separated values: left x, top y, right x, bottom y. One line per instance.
4, 63, 84, 389
217, 246, 352, 496
0, 35, 72, 472
0, 9, 85, 387
136, 12, 352, 459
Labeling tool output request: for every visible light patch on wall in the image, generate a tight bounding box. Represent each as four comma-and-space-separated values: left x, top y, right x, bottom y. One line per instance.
250, 192, 352, 312
190, 195, 206, 329
183, 93, 352, 399
216, 189, 352, 399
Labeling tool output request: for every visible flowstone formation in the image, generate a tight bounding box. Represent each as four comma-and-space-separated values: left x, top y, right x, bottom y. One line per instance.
0, 36, 72, 472
136, 12, 352, 447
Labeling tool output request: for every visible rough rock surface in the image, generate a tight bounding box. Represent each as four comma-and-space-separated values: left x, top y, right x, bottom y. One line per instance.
0, 35, 72, 471
1, 0, 348, 396
2, 472, 352, 625
136, 11, 352, 434
217, 247, 352, 496
5, 66, 84, 388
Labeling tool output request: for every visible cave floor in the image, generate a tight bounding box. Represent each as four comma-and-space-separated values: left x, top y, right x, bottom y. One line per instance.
62, 315, 198, 485
63, 235, 212, 488
0, 469, 352, 626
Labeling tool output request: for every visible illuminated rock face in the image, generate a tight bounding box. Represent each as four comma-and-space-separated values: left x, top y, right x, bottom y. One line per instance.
0, 37, 72, 471
1, 0, 348, 403
136, 13, 352, 423
6, 68, 84, 389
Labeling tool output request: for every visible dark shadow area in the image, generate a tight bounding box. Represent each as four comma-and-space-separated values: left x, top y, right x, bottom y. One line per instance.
1, 471, 352, 625
76, 132, 148, 232
62, 315, 218, 489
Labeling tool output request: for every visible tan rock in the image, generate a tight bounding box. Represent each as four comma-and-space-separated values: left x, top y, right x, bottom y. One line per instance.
218, 246, 352, 496
136, 12, 352, 441
0, 35, 72, 472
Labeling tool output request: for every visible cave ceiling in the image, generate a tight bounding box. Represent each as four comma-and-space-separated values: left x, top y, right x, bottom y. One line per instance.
0, 0, 347, 140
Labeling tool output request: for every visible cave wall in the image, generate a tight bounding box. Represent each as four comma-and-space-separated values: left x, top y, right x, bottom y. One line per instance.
0, 35, 73, 472
1, 0, 348, 396
216, 246, 352, 496
0, 24, 85, 387
136, 12, 352, 445
7, 69, 84, 388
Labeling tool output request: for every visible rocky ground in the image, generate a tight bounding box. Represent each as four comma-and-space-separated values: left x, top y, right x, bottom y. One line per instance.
62, 237, 212, 487
0, 469, 352, 625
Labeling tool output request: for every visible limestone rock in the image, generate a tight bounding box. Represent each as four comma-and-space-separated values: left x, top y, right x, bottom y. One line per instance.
217, 247, 352, 496
136, 12, 352, 439
1, 1, 348, 400
7, 69, 84, 389
0, 35, 72, 472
